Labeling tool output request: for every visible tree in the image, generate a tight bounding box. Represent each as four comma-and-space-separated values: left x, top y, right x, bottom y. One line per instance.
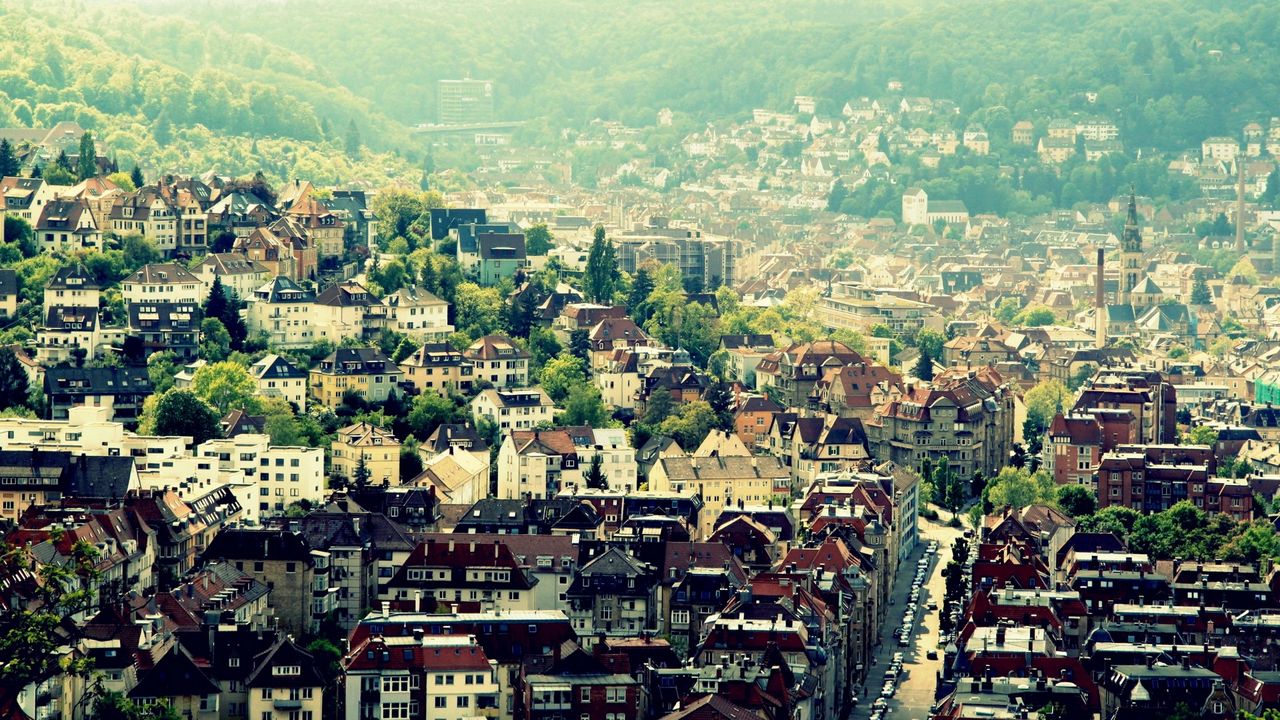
200, 317, 233, 361
130, 164, 145, 188
400, 447, 424, 483
584, 453, 608, 489
569, 329, 590, 363
93, 692, 182, 720
1228, 256, 1259, 285
1069, 363, 1095, 391
77, 131, 97, 181
525, 224, 553, 255
994, 297, 1022, 324
916, 328, 946, 361
0, 347, 30, 413
540, 353, 587, 402
0, 139, 18, 177
1023, 379, 1070, 453
1186, 424, 1219, 447
43, 164, 74, 186
345, 119, 362, 155
405, 390, 463, 439
145, 389, 222, 445
0, 537, 101, 688
657, 400, 718, 450
628, 268, 655, 323
353, 453, 371, 487
1056, 484, 1097, 517
584, 225, 618, 303
453, 283, 505, 338
146, 350, 180, 395
913, 348, 934, 381
561, 384, 610, 427
704, 381, 734, 432
190, 361, 260, 415
1190, 275, 1212, 305
984, 467, 1056, 511
1012, 305, 1056, 327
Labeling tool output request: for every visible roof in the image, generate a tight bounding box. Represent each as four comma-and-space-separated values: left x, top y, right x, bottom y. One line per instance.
251, 354, 305, 380
202, 529, 314, 563
315, 281, 380, 308
124, 263, 200, 285
464, 334, 530, 361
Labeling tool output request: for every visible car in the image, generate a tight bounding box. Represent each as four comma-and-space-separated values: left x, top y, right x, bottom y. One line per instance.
881, 686, 894, 698
899, 635, 910, 646
893, 652, 905, 662
927, 650, 939, 660
928, 601, 938, 610
873, 699, 888, 710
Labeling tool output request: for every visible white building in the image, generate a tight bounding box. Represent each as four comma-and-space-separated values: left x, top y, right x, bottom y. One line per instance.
470, 388, 554, 435
121, 263, 206, 305
251, 354, 308, 411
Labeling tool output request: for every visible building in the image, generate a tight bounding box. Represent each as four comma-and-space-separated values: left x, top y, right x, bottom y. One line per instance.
477, 233, 528, 285
383, 537, 535, 612
819, 282, 944, 336
309, 348, 403, 406
463, 335, 530, 388
342, 634, 500, 720
250, 354, 308, 411
901, 187, 969, 226
247, 276, 318, 349
196, 434, 325, 521
565, 546, 656, 635
470, 388, 555, 435
384, 286, 453, 339
612, 218, 738, 290
332, 422, 402, 487
866, 367, 1015, 480
243, 640, 327, 720
312, 280, 385, 343
193, 253, 269, 299
648, 455, 790, 538
399, 343, 473, 395
200, 528, 337, 637
754, 340, 866, 407
44, 366, 152, 426
127, 301, 202, 359
0, 449, 136, 524
122, 263, 206, 305
437, 79, 495, 125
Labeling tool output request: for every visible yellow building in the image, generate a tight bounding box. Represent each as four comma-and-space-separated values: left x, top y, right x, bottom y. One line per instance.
398, 343, 473, 394
309, 347, 403, 407
245, 640, 326, 720
647, 455, 789, 539
332, 422, 401, 486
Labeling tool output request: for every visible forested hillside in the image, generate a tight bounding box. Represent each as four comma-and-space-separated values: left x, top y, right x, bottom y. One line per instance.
0, 0, 420, 183
169, 0, 1279, 150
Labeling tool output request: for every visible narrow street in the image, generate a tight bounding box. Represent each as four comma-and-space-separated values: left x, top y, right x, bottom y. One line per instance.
849, 513, 965, 720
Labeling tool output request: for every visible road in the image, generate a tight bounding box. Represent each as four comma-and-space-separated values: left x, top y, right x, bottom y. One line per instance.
849, 513, 964, 720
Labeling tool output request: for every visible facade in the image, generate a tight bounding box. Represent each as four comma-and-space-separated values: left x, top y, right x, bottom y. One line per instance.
309, 348, 403, 406
437, 79, 495, 125
201, 529, 337, 637
648, 455, 790, 538
251, 354, 308, 411
470, 389, 555, 435
463, 335, 530, 388
332, 422, 402, 487
384, 286, 453, 339
122, 263, 206, 305
399, 343, 473, 394
343, 635, 500, 720
247, 276, 318, 349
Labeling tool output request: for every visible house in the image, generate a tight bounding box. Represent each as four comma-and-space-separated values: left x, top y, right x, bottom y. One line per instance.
244, 639, 327, 720
126, 301, 202, 359
0, 449, 136, 524
309, 348, 403, 406
497, 429, 579, 500
0, 268, 16, 318
193, 253, 269, 299
250, 354, 308, 411
342, 634, 500, 720
521, 641, 641, 720
383, 537, 535, 612
398, 343, 473, 394
463, 335, 530, 388
312, 280, 384, 343
384, 286, 453, 339
44, 263, 102, 309
44, 366, 152, 426
470, 388, 555, 435
718, 334, 776, 386
286, 194, 345, 259
407, 447, 489, 506
38, 304, 102, 365
200, 528, 337, 637
247, 276, 318, 349
1012, 120, 1035, 145
122, 263, 206, 305
332, 422, 402, 487
587, 317, 650, 367
477, 232, 528, 285
732, 396, 782, 450
754, 339, 866, 407
566, 545, 657, 635
648, 455, 790, 538
34, 196, 102, 251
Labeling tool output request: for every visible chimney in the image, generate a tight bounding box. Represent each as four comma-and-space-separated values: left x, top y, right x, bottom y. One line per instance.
1095, 247, 1107, 349
1237, 158, 1247, 252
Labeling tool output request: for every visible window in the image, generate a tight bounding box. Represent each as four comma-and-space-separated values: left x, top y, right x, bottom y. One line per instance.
381, 702, 409, 720
273, 665, 301, 676
671, 610, 690, 626
383, 676, 409, 693
581, 687, 592, 702
457, 697, 470, 708
262, 689, 273, 699
434, 698, 447, 709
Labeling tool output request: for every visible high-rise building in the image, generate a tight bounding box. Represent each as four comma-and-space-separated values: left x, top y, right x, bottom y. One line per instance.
436, 79, 494, 125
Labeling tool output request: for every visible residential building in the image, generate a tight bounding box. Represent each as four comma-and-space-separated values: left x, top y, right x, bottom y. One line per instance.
122, 263, 206, 305
332, 422, 402, 487
193, 253, 269, 299
648, 455, 790, 538
243, 640, 326, 720
342, 634, 500, 720
384, 286, 453, 339
565, 545, 656, 635
312, 280, 385, 343
247, 276, 318, 349
309, 348, 403, 406
477, 233, 528, 285
463, 335, 530, 388
399, 343, 473, 394
126, 301, 202, 359
755, 340, 866, 407
383, 537, 535, 612
819, 282, 944, 336
250, 354, 308, 411
201, 528, 337, 638
44, 366, 152, 426
470, 388, 555, 435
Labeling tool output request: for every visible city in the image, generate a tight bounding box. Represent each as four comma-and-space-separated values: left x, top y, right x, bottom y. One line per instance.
3, 2, 1280, 720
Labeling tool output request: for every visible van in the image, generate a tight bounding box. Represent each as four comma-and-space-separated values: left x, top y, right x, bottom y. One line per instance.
885, 669, 899, 682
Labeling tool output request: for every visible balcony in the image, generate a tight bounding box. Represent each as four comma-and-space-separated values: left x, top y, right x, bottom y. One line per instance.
273, 699, 303, 711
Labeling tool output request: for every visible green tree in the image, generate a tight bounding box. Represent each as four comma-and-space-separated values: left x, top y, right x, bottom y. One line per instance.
628, 268, 655, 322
913, 348, 934, 381
0, 538, 101, 688
146, 350, 180, 395
200, 317, 233, 361
144, 389, 222, 445
584, 225, 617, 303
1186, 424, 1219, 446
984, 467, 1057, 510
130, 164, 145, 188
1056, 484, 1097, 517
400, 446, 424, 483
345, 118, 362, 155
353, 453, 371, 487
584, 453, 608, 489
0, 347, 30, 413
993, 297, 1022, 324
569, 328, 591, 362
916, 328, 946, 360
1012, 305, 1056, 327
1228, 256, 1259, 285
190, 361, 260, 415
453, 283, 505, 338
93, 692, 183, 720
1023, 379, 1070, 449
657, 400, 718, 450
405, 390, 463, 439
525, 224, 553, 255
76, 131, 97, 181
560, 383, 610, 427
43, 164, 74, 186
539, 353, 587, 403
1190, 274, 1212, 305
0, 139, 18, 177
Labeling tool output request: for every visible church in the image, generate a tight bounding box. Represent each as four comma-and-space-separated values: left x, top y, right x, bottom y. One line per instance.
1095, 194, 1194, 344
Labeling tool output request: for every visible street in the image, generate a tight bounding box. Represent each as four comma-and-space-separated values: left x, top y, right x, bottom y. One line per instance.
849, 513, 964, 720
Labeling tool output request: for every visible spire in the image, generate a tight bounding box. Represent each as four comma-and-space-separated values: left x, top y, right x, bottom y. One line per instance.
1122, 188, 1142, 253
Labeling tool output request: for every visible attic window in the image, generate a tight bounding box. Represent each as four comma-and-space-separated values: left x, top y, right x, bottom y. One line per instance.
273, 665, 301, 676
228, 658, 240, 667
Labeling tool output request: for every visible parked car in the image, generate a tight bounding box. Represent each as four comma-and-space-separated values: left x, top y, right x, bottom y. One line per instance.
927, 650, 939, 660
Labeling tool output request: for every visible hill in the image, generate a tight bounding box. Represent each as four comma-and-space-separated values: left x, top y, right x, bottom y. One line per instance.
0, 0, 423, 184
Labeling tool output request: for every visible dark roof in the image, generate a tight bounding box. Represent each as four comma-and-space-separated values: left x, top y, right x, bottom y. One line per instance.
44, 367, 152, 396
252, 354, 306, 380
127, 302, 202, 331
244, 639, 326, 689
202, 529, 314, 563
0, 268, 16, 297
46, 264, 102, 291
130, 645, 221, 699
478, 233, 527, 261
423, 424, 489, 454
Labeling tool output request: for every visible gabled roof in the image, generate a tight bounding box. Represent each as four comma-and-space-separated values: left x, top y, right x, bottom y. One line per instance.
125, 263, 200, 285
251, 354, 305, 380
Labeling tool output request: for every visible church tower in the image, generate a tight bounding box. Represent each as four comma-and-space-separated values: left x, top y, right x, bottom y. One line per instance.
1119, 192, 1143, 306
